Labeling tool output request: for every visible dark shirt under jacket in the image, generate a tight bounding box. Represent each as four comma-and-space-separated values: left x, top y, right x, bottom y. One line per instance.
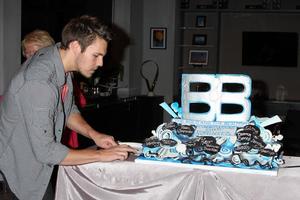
0, 44, 78, 199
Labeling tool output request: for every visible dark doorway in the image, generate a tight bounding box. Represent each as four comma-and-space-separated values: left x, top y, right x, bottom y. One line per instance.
21, 0, 112, 43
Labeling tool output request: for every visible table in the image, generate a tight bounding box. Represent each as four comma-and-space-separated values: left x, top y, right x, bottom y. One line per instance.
55, 156, 300, 200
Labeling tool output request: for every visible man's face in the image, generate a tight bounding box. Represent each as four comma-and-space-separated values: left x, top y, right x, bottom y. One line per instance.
76, 37, 108, 78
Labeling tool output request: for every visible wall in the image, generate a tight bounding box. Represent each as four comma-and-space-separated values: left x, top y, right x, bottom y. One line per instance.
113, 0, 176, 104
113, 0, 176, 121
112, 0, 133, 97
219, 12, 300, 100
2, 0, 300, 103
112, 0, 148, 97
0, 0, 21, 95
142, 0, 176, 103
175, 0, 300, 101
1, 0, 175, 122
0, 0, 3, 94
128, 0, 144, 97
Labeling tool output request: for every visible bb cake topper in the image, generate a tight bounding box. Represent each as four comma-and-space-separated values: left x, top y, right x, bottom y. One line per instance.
161, 74, 252, 122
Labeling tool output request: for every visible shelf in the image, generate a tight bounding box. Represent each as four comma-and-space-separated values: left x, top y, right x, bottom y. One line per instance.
179, 8, 300, 14
177, 44, 215, 48
179, 26, 215, 30
178, 66, 206, 70
177, 66, 217, 74
180, 9, 222, 12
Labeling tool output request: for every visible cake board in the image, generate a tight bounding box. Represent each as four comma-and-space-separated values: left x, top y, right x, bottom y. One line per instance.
135, 156, 278, 176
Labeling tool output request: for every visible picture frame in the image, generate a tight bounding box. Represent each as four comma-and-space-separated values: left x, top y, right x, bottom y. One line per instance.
192, 34, 207, 45
189, 50, 208, 65
195, 16, 206, 27
150, 27, 167, 49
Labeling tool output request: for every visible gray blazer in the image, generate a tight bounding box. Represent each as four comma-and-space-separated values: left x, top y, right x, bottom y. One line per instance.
0, 44, 77, 199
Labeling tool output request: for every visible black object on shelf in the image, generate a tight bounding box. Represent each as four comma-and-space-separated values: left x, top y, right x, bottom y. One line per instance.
79, 95, 164, 148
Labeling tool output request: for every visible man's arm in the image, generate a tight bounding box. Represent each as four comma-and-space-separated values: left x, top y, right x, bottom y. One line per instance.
66, 112, 117, 149
63, 112, 137, 165
60, 145, 136, 165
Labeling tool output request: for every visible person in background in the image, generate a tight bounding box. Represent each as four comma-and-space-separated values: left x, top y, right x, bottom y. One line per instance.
0, 15, 136, 200
61, 72, 87, 149
21, 29, 55, 59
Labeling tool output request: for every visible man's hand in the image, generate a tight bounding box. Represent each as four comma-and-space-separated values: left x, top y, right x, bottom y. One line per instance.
60, 144, 138, 165
88, 129, 118, 149
97, 144, 137, 161
66, 113, 118, 149
94, 132, 118, 149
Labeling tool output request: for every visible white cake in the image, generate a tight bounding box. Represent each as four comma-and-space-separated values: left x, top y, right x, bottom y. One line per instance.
136, 74, 284, 176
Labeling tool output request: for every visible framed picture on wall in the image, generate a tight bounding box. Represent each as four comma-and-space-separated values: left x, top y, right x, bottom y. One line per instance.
192, 34, 207, 45
189, 50, 208, 65
150, 27, 167, 49
195, 16, 206, 27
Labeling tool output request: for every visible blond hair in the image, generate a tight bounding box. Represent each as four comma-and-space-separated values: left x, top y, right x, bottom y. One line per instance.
21, 29, 55, 57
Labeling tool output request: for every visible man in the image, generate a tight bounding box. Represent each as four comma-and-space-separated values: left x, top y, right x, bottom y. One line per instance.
0, 15, 136, 200
21, 29, 81, 149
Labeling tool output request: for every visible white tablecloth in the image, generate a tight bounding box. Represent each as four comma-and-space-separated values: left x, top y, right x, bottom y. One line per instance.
55, 156, 300, 200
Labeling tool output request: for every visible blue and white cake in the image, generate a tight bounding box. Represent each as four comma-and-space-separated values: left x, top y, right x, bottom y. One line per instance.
136, 74, 284, 175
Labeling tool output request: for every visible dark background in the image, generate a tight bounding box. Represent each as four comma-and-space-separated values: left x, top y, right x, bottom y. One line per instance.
21, 0, 112, 42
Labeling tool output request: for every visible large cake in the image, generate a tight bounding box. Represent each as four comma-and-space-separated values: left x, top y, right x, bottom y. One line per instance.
136, 74, 284, 176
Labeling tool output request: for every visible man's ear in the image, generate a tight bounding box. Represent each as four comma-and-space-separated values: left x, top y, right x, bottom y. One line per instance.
69, 40, 81, 54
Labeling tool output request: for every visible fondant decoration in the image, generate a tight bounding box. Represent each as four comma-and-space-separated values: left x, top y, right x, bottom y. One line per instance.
159, 102, 179, 118
138, 116, 284, 175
